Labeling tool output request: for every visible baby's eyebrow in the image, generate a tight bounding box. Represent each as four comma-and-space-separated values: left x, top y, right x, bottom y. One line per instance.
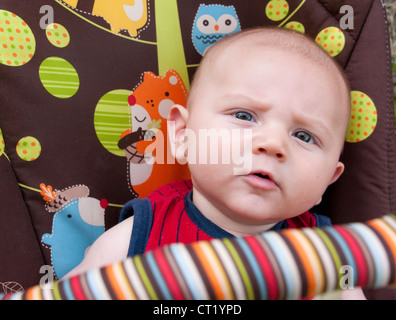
293, 115, 333, 143
220, 93, 272, 110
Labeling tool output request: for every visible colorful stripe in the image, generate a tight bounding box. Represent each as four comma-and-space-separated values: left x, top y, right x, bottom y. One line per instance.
211, 239, 244, 299
6, 215, 396, 300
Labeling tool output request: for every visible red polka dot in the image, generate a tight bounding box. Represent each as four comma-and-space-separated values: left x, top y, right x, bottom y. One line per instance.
100, 198, 108, 209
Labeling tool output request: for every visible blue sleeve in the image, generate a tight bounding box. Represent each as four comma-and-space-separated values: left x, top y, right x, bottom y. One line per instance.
313, 213, 332, 227
119, 198, 153, 257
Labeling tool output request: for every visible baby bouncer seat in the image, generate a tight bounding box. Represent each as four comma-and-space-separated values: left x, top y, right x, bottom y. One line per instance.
0, 0, 395, 299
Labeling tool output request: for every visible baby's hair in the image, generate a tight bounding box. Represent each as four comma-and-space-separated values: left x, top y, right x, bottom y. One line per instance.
188, 26, 351, 137
191, 27, 350, 93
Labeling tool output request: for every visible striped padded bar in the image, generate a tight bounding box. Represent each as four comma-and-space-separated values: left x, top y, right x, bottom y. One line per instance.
5, 214, 396, 300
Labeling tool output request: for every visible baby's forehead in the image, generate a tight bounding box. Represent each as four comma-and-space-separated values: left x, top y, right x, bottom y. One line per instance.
194, 30, 351, 127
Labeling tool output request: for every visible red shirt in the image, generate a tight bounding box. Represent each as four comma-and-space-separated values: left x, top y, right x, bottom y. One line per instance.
119, 180, 330, 256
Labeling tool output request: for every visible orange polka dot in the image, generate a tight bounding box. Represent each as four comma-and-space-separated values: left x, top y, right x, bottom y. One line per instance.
22, 150, 27, 154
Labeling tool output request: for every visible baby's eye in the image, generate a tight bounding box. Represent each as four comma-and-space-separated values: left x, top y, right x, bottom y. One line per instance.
293, 131, 313, 144
234, 111, 253, 122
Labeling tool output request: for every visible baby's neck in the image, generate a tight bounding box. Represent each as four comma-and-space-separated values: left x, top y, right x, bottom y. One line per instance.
192, 190, 277, 237
221, 223, 277, 237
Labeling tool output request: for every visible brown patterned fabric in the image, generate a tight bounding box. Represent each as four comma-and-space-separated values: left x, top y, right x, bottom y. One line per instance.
0, 0, 395, 297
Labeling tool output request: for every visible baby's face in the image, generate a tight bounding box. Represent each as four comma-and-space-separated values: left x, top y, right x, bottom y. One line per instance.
184, 47, 348, 231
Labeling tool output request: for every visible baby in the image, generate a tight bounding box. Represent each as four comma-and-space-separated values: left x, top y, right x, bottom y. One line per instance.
65, 27, 363, 298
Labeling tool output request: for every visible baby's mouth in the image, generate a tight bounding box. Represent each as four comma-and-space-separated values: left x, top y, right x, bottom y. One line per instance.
245, 171, 279, 190
253, 173, 270, 180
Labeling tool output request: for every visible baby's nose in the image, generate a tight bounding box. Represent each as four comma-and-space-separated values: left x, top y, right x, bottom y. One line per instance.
253, 130, 287, 160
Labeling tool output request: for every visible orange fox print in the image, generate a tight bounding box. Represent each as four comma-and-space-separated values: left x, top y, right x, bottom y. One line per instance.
118, 70, 190, 198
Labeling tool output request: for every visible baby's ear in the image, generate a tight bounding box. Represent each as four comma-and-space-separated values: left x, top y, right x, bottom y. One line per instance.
330, 161, 345, 185
167, 105, 189, 163
316, 161, 345, 206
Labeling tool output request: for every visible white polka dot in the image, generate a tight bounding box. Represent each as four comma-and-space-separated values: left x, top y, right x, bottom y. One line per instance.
169, 75, 178, 85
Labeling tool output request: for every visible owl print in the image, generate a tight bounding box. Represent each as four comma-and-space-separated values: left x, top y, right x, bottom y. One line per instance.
192, 4, 241, 55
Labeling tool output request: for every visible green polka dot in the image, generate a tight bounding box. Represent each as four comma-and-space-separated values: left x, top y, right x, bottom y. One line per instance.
39, 57, 79, 98
16, 136, 41, 161
0, 10, 36, 66
46, 23, 70, 48
284, 21, 305, 33
0, 128, 4, 157
94, 90, 132, 156
346, 91, 377, 143
315, 27, 345, 57
266, 0, 289, 22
